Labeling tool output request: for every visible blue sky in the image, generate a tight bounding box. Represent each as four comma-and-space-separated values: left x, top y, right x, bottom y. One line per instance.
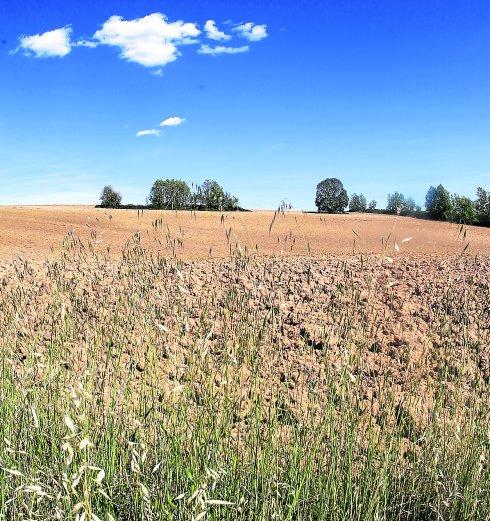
1, 0, 489, 209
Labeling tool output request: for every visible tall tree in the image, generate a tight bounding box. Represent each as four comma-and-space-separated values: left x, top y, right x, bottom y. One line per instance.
452, 195, 477, 224
475, 187, 490, 221
100, 185, 122, 208
425, 184, 452, 220
349, 193, 367, 212
195, 180, 238, 210
386, 192, 406, 213
148, 179, 191, 209
315, 178, 349, 213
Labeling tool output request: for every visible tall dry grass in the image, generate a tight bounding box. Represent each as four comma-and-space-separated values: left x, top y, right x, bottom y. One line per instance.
0, 222, 488, 520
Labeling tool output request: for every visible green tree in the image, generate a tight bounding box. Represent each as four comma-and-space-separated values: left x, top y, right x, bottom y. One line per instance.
99, 185, 122, 208
315, 178, 349, 213
425, 184, 452, 220
387, 192, 417, 215
349, 193, 367, 212
475, 187, 490, 221
386, 192, 405, 213
195, 180, 238, 210
223, 192, 239, 211
404, 196, 416, 213
368, 200, 377, 210
452, 195, 477, 224
148, 179, 191, 209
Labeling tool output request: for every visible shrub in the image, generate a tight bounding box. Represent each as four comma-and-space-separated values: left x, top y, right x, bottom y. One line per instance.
148, 179, 191, 209
425, 185, 453, 220
99, 185, 122, 208
315, 178, 349, 213
349, 194, 367, 212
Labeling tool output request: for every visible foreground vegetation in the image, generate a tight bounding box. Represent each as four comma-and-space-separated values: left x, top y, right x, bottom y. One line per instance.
0, 229, 489, 520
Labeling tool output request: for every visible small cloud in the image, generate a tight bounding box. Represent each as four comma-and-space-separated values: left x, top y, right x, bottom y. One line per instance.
198, 44, 249, 56
152, 68, 163, 77
136, 129, 160, 137
160, 116, 185, 127
93, 13, 200, 69
18, 26, 72, 58
204, 20, 231, 41
74, 39, 99, 48
234, 22, 268, 42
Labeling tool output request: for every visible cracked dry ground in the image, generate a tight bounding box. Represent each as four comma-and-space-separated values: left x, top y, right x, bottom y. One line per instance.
2, 248, 489, 440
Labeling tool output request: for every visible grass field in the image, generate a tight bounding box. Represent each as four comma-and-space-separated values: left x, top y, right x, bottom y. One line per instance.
0, 207, 489, 519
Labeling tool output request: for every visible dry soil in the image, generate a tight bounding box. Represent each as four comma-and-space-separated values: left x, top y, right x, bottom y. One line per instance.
0, 205, 489, 261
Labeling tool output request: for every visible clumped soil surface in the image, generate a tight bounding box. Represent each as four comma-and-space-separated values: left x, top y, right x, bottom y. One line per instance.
0, 228, 489, 518
0, 205, 489, 260
3, 244, 488, 429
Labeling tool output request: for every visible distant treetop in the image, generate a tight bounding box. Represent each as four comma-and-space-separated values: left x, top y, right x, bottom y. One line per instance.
349, 193, 367, 212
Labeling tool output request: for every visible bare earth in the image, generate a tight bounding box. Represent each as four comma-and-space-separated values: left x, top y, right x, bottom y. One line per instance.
0, 205, 489, 261
0, 205, 488, 435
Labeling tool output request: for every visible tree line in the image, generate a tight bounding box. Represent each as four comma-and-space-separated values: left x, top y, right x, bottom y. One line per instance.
99, 176, 490, 225
99, 179, 239, 211
315, 178, 490, 225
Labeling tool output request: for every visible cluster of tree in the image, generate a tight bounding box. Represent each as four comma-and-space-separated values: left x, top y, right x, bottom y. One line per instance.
100, 179, 239, 211
349, 194, 378, 212
315, 178, 377, 214
315, 178, 489, 225
425, 184, 489, 224
386, 192, 420, 214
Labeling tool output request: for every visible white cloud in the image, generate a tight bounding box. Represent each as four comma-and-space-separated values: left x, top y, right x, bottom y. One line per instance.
160, 116, 185, 127
93, 13, 200, 68
198, 44, 249, 56
18, 26, 72, 58
16, 15, 268, 69
136, 129, 160, 137
74, 39, 99, 48
204, 20, 231, 41
234, 22, 268, 42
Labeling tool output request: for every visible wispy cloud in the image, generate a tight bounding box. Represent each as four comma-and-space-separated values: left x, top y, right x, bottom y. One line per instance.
234, 22, 268, 42
160, 116, 185, 127
204, 20, 231, 41
93, 13, 200, 69
136, 129, 160, 137
73, 39, 99, 49
17, 26, 72, 58
198, 44, 249, 56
